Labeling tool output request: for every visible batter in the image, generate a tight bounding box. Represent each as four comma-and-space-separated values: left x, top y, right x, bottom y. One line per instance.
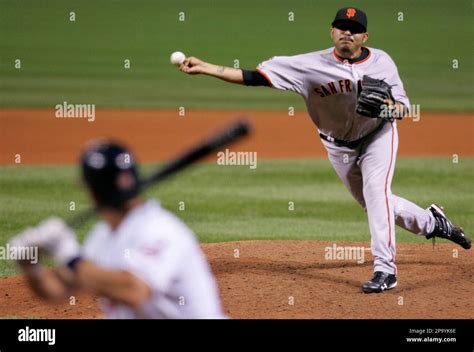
10, 141, 226, 317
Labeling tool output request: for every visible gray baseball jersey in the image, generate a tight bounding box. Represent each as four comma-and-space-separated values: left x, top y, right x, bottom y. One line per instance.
82, 200, 226, 318
257, 47, 409, 141
257, 47, 435, 276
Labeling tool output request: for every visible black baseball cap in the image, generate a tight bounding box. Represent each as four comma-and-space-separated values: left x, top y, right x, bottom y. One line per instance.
81, 140, 141, 208
332, 7, 367, 33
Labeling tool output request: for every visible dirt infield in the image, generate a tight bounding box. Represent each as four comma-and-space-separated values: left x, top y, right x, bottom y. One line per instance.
0, 241, 472, 319
0, 109, 472, 164
0, 109, 472, 319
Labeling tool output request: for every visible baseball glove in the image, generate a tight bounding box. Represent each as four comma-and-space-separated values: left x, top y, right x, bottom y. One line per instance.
356, 75, 396, 121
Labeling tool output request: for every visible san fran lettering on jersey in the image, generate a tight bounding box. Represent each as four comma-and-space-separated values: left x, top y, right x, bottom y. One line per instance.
314, 79, 353, 97
18, 326, 56, 345
257, 47, 410, 141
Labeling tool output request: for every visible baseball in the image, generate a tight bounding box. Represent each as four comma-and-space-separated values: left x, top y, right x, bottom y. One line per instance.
170, 51, 186, 66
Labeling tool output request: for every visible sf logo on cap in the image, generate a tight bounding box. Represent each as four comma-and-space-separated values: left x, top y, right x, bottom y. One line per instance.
346, 8, 356, 18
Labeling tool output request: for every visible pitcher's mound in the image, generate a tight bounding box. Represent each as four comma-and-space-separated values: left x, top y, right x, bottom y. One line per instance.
1, 240, 472, 319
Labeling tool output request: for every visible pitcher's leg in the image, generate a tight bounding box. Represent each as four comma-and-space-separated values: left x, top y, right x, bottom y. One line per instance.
393, 195, 471, 249
322, 138, 365, 208
392, 195, 435, 235
359, 122, 398, 277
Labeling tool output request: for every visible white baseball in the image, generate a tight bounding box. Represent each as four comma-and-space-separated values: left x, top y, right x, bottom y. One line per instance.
170, 51, 186, 66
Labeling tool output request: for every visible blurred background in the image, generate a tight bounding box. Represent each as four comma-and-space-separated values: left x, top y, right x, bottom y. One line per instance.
1, 0, 472, 111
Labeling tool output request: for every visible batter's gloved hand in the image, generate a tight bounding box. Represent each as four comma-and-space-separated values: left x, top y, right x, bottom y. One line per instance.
356, 75, 397, 122
9, 217, 80, 266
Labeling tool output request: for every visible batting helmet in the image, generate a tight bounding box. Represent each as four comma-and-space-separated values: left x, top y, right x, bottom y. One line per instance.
80, 140, 141, 208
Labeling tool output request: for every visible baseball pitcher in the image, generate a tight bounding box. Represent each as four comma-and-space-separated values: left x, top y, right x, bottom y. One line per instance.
178, 7, 471, 293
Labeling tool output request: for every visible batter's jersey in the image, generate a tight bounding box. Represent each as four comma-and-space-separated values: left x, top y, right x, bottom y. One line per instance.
82, 199, 226, 319
257, 47, 410, 141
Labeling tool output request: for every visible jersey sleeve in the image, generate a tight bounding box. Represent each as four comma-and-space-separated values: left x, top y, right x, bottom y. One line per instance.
381, 55, 410, 108
256, 56, 306, 95
81, 223, 107, 260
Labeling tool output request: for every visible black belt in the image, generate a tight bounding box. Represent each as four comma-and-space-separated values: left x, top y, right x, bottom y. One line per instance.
319, 133, 364, 149
319, 122, 387, 149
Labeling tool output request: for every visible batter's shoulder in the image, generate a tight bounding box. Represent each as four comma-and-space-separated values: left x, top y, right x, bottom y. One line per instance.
85, 222, 109, 240
145, 201, 198, 244
82, 222, 110, 258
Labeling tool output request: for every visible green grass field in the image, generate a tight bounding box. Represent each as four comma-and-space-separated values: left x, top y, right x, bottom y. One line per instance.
1, 158, 472, 276
1, 0, 473, 111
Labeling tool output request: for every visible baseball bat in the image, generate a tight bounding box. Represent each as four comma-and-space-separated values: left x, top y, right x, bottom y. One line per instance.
68, 119, 251, 228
